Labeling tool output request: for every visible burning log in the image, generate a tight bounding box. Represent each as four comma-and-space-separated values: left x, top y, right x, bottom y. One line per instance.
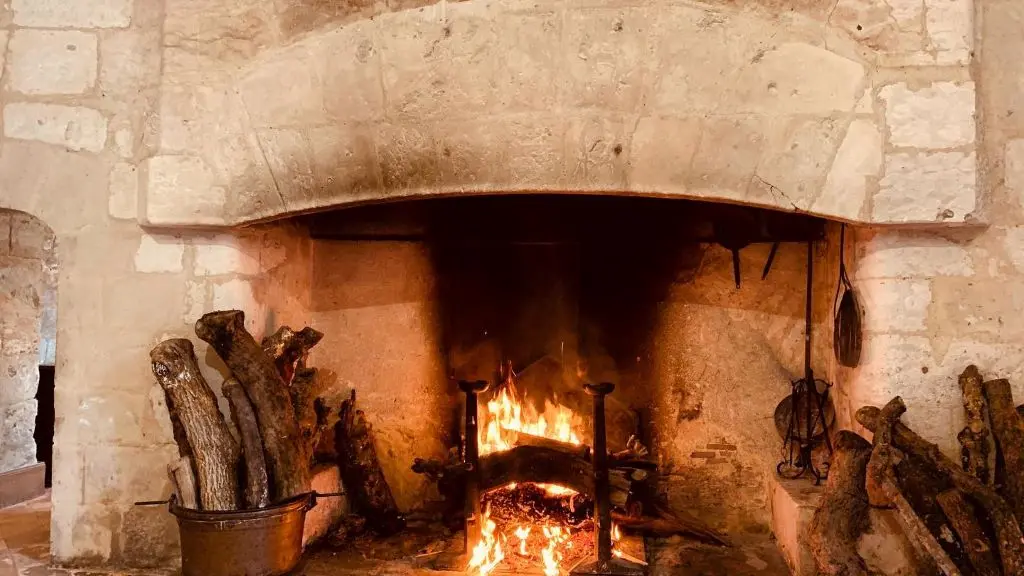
857, 405, 1024, 575
223, 378, 270, 509
807, 430, 872, 576
261, 326, 324, 385
957, 366, 991, 483
335, 390, 405, 535
150, 339, 240, 511
936, 489, 1001, 576
983, 378, 1024, 521
480, 444, 593, 494
195, 311, 311, 501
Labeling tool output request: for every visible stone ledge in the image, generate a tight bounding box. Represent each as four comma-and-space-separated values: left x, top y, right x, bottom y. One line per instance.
0, 462, 45, 509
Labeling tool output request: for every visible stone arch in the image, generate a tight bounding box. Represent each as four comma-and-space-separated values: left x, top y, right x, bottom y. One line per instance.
151, 0, 980, 228
0, 208, 57, 504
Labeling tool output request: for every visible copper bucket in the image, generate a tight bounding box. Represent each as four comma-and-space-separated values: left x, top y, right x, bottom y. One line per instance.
169, 493, 314, 576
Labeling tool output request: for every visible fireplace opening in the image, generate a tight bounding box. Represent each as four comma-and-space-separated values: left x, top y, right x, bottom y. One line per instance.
302, 194, 838, 574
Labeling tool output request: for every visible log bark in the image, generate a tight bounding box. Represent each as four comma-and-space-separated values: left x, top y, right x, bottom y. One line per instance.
167, 456, 199, 510
858, 405, 1024, 576
866, 397, 905, 509
151, 339, 240, 511
957, 366, 990, 483
223, 378, 271, 509
261, 326, 323, 385
335, 390, 405, 535
936, 489, 1001, 576
195, 311, 310, 501
983, 378, 1024, 521
479, 444, 593, 495
291, 368, 331, 461
807, 430, 873, 576
885, 476, 962, 576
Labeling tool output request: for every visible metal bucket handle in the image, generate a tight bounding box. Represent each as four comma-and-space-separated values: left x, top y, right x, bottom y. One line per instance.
134, 491, 345, 512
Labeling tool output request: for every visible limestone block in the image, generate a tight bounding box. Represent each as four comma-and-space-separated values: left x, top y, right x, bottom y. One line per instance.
256, 128, 317, 210
184, 281, 207, 322
812, 118, 882, 220
563, 8, 652, 112
8, 30, 95, 95
831, 0, 925, 54
1002, 227, 1024, 274
492, 13, 562, 113
133, 233, 184, 274
475, 115, 564, 190
119, 504, 180, 568
875, 151, 976, 222
630, 116, 702, 190
3, 103, 108, 153
306, 124, 380, 198
315, 23, 385, 123
880, 82, 976, 149
0, 400, 38, 472
852, 334, 934, 406
77, 390, 175, 447
856, 230, 973, 279
212, 279, 267, 337
0, 354, 40, 405
10, 212, 55, 260
193, 236, 260, 276
108, 162, 138, 221
144, 155, 227, 226
11, 0, 132, 28
163, 0, 277, 66
563, 114, 630, 189
82, 445, 176, 504
99, 28, 162, 102
375, 123, 439, 191
688, 116, 765, 198
756, 116, 847, 209
857, 278, 931, 333
237, 45, 325, 128
926, 0, 972, 64
114, 128, 133, 159
1007, 139, 1024, 207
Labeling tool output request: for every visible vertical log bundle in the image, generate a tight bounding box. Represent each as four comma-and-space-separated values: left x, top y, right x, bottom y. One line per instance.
982, 379, 1024, 522
150, 338, 241, 511
958, 366, 990, 483
195, 311, 311, 501
936, 490, 1002, 576
807, 430, 873, 576
262, 326, 324, 385
223, 378, 271, 509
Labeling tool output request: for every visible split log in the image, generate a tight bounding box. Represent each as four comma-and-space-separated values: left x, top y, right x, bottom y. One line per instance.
261, 326, 323, 385
335, 390, 405, 535
150, 339, 240, 511
957, 366, 990, 483
195, 311, 310, 501
807, 430, 872, 576
858, 405, 1024, 576
936, 490, 1001, 576
983, 378, 1024, 521
291, 368, 331, 461
223, 378, 270, 509
167, 456, 199, 510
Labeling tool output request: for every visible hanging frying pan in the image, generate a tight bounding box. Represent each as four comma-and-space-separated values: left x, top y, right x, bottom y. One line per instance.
833, 225, 862, 367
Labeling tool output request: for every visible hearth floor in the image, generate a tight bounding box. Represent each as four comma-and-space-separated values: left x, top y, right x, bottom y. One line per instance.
0, 495, 791, 575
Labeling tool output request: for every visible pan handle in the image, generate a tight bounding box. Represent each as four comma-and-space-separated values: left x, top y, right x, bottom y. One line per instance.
307, 490, 346, 510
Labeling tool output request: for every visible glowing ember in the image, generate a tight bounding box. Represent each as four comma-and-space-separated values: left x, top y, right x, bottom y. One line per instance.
514, 526, 531, 556
541, 525, 569, 576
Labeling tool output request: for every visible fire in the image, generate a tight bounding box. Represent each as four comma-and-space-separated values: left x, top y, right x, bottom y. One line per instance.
479, 382, 582, 455
468, 506, 504, 576
541, 525, 569, 576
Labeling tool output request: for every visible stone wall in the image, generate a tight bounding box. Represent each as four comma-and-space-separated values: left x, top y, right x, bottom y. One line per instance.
0, 210, 56, 475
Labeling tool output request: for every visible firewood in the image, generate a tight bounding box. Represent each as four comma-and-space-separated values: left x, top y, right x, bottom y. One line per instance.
983, 378, 1024, 521
335, 390, 405, 535
195, 311, 311, 501
885, 476, 962, 576
957, 366, 991, 483
936, 490, 1001, 576
291, 368, 331, 461
611, 503, 730, 547
506, 430, 591, 458
866, 397, 904, 509
223, 378, 270, 509
150, 339, 240, 511
261, 326, 323, 385
167, 456, 199, 510
807, 431, 872, 576
858, 405, 1024, 575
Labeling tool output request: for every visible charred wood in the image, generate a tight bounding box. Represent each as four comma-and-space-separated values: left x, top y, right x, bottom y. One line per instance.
261, 326, 324, 385
150, 339, 240, 511
335, 390, 405, 536
983, 378, 1024, 522
194, 311, 310, 501
807, 430, 873, 576
936, 489, 1001, 576
957, 366, 991, 484
223, 378, 270, 509
858, 405, 1024, 576
292, 368, 331, 461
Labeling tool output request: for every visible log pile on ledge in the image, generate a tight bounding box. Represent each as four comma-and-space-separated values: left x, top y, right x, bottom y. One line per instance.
150, 310, 401, 529
809, 365, 1024, 576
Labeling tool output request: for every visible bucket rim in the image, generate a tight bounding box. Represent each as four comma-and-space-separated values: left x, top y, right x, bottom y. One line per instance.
170, 493, 312, 521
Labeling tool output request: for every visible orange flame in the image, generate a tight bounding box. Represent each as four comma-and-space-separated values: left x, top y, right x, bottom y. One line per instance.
468, 506, 504, 575
479, 384, 582, 455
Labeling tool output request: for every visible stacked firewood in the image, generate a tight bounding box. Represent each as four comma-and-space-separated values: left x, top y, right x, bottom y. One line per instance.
810, 365, 1024, 576
149, 310, 330, 510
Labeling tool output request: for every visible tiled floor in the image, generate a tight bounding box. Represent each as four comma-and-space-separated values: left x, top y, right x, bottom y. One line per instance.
1, 494, 790, 575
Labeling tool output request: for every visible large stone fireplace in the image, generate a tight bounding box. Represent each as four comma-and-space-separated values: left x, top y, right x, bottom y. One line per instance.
6, 0, 1024, 573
